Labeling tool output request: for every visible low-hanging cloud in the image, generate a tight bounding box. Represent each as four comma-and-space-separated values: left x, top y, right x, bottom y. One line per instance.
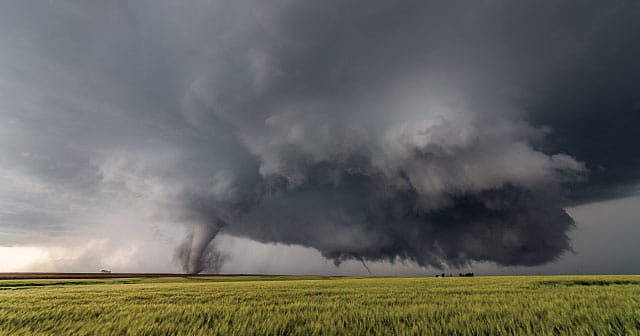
174, 84, 586, 272
0, 0, 638, 273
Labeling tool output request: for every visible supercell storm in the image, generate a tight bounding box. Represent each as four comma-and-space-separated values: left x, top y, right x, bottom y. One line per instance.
1, 1, 638, 273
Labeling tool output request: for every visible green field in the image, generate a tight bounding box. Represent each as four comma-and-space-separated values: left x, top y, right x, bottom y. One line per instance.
1, 275, 639, 335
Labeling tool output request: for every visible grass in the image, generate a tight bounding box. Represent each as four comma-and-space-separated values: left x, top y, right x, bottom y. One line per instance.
0, 275, 639, 335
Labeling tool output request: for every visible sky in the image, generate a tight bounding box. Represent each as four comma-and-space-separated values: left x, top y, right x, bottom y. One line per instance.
0, 1, 638, 275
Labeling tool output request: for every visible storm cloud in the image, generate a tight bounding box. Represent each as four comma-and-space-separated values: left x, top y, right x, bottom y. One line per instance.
0, 1, 638, 273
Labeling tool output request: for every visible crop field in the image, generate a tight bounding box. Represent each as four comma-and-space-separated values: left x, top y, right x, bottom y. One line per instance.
1, 275, 639, 335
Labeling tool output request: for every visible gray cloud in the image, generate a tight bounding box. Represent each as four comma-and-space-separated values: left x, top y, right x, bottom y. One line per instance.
0, 1, 637, 273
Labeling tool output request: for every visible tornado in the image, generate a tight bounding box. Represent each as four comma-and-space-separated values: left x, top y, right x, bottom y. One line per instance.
176, 219, 225, 274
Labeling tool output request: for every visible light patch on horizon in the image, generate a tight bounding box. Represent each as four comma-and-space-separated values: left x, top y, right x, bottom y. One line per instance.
0, 246, 49, 272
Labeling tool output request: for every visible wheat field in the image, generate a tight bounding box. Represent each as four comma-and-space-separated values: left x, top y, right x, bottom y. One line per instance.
1, 275, 639, 335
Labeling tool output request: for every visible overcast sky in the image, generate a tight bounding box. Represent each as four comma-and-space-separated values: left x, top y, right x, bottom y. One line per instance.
0, 1, 638, 275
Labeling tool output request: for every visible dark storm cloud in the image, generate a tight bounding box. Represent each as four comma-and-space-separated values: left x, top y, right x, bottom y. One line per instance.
0, 1, 637, 273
